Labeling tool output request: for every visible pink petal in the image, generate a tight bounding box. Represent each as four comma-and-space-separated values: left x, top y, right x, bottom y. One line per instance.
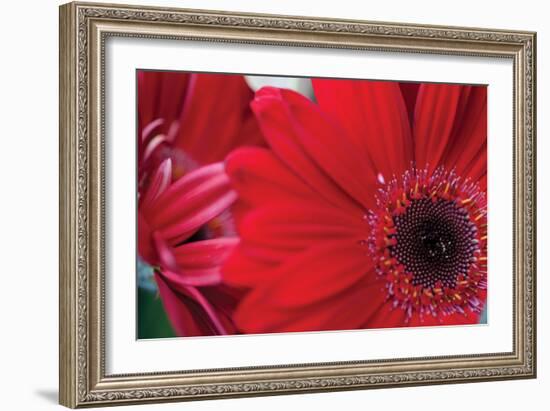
173, 237, 239, 269
153, 231, 178, 272
158, 188, 237, 243
154, 162, 225, 211
139, 159, 172, 212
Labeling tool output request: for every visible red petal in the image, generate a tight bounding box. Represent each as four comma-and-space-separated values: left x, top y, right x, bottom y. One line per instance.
154, 272, 209, 337
477, 175, 487, 193
156, 271, 232, 335
407, 313, 441, 327
313, 78, 413, 179
252, 86, 375, 211
152, 231, 178, 272
399, 82, 420, 126
234, 275, 386, 334
225, 147, 320, 208
180, 286, 230, 334
138, 70, 191, 140
199, 285, 242, 334
174, 73, 262, 164
440, 85, 487, 180
460, 141, 486, 188
243, 241, 370, 309
137, 212, 156, 265
238, 203, 367, 252
362, 299, 407, 329
414, 84, 470, 172
407, 309, 481, 327
438, 309, 481, 325
314, 277, 387, 331
222, 246, 280, 288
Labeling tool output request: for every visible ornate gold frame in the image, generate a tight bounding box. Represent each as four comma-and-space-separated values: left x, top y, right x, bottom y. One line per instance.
59, 1, 536, 408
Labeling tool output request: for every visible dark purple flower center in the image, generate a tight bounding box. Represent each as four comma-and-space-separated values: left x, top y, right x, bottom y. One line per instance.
390, 198, 478, 289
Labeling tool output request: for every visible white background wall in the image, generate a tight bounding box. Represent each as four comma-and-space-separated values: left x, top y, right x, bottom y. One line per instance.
0, 0, 546, 409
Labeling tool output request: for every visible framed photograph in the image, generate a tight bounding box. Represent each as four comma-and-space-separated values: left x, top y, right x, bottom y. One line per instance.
59, 1, 537, 408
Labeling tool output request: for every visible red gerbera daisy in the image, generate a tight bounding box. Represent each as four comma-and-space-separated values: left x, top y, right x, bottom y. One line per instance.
138, 159, 240, 335
224, 79, 487, 333
137, 71, 262, 336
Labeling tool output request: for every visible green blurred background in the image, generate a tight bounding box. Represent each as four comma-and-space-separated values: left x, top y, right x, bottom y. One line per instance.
137, 260, 176, 339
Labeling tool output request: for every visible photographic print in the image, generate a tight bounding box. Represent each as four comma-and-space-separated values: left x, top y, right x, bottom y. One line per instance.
137, 71, 488, 338
60, 3, 535, 406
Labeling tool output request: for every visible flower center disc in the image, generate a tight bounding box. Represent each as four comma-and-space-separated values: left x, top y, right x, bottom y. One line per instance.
391, 198, 477, 289
367, 168, 488, 321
